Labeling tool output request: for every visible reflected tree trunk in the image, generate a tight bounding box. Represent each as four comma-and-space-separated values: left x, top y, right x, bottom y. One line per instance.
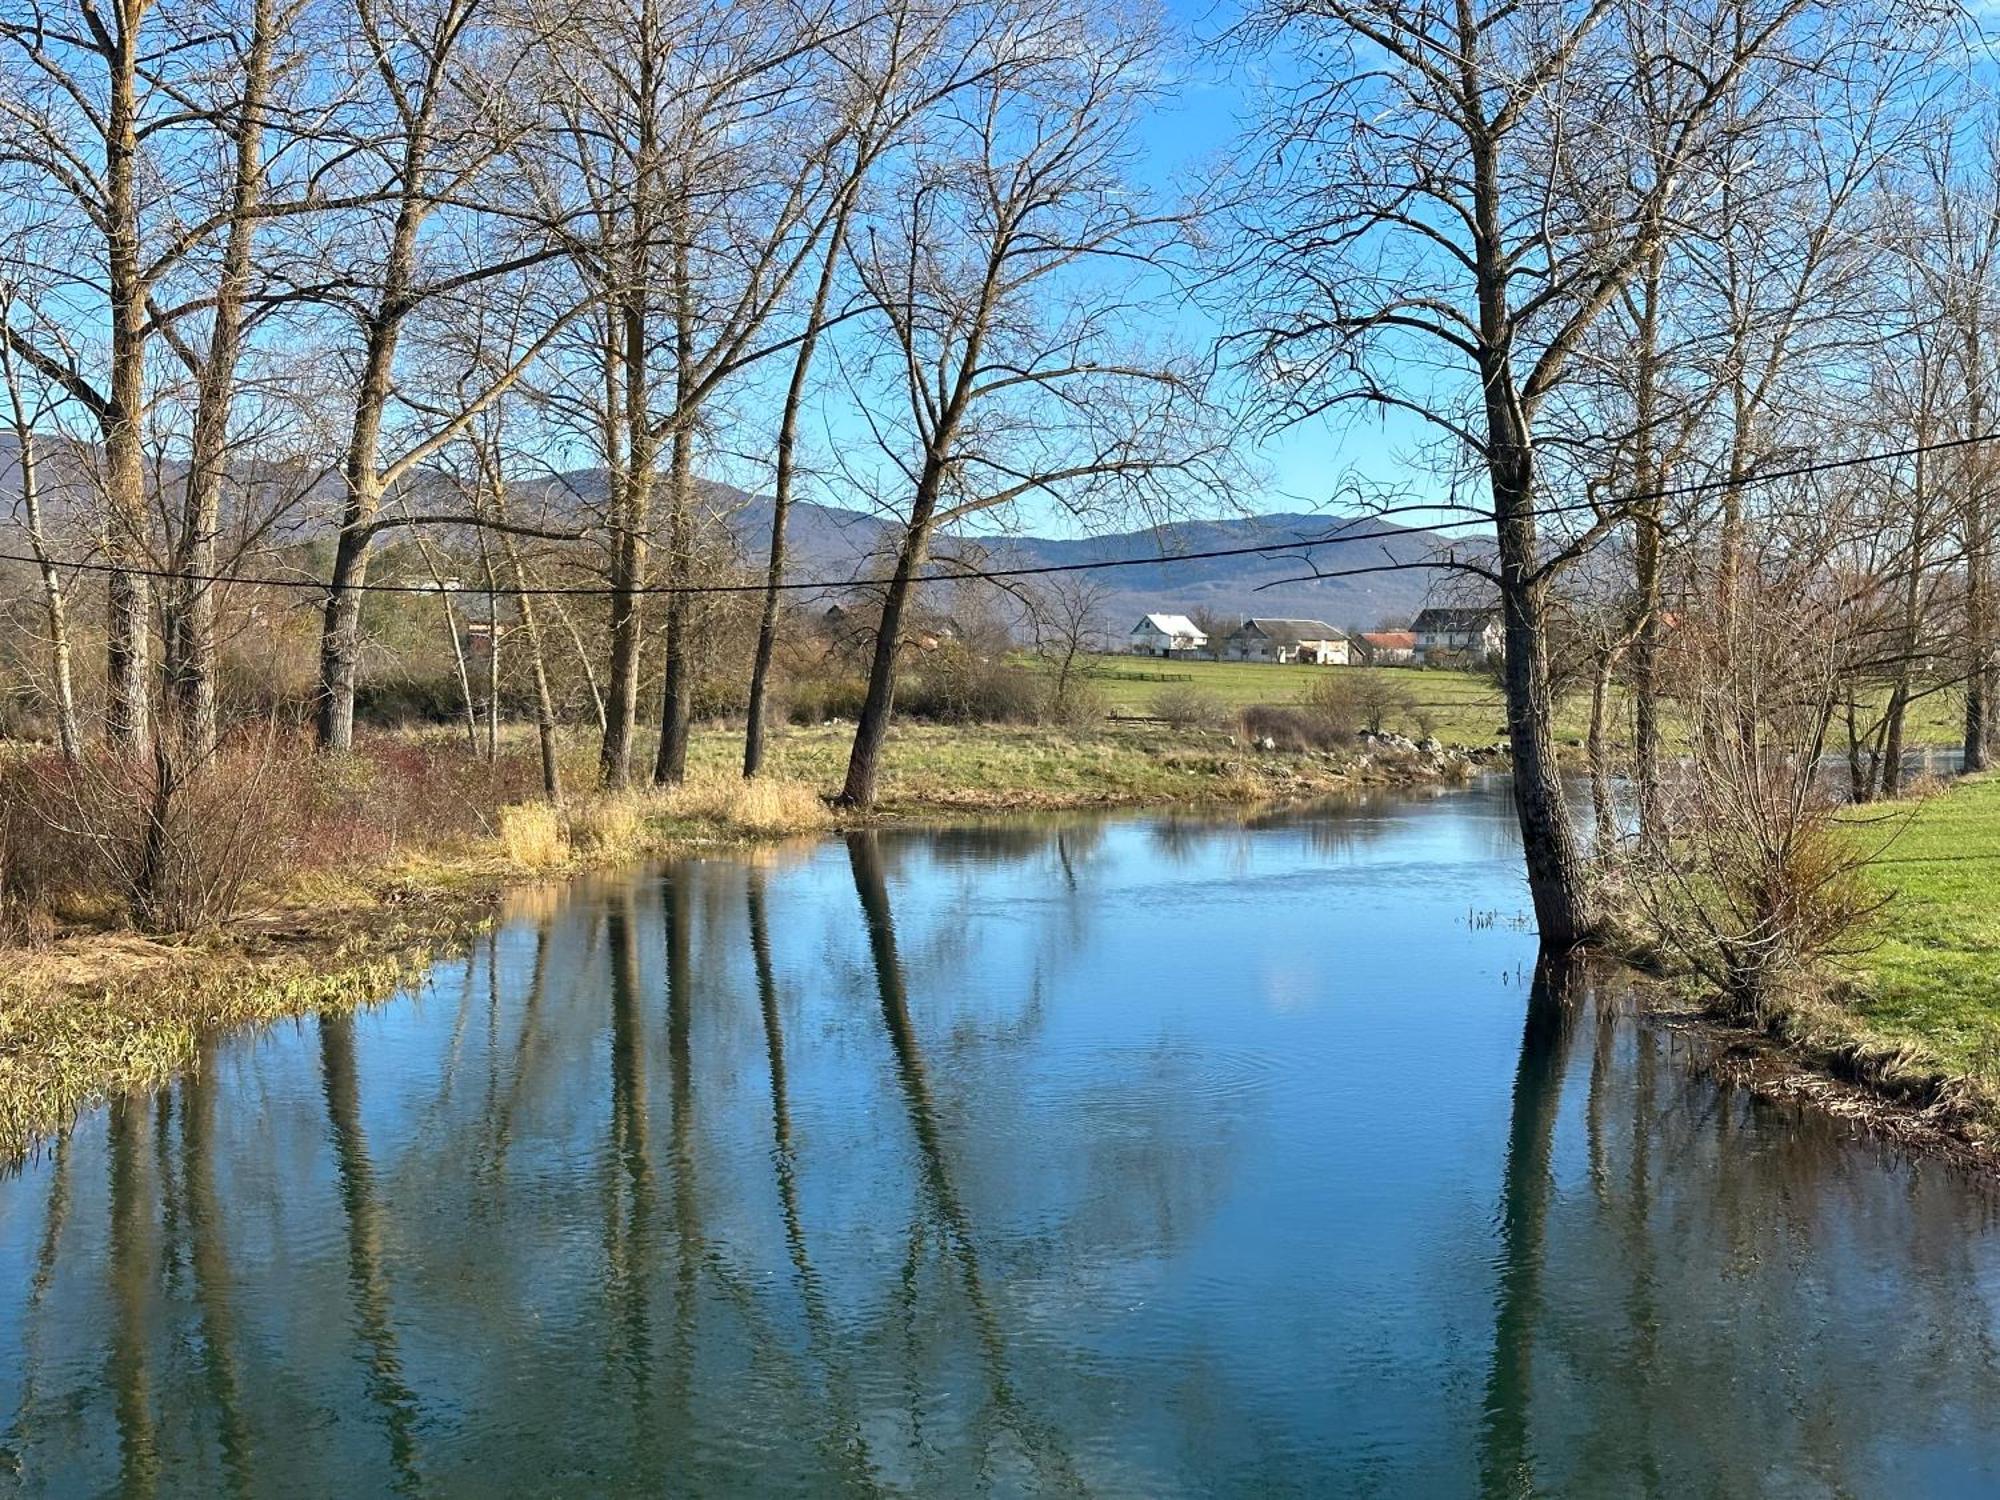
748, 868, 875, 1481
846, 831, 1082, 1490
319, 1015, 424, 1494
185, 1068, 254, 1495
603, 897, 656, 1408
664, 870, 699, 1424
1479, 959, 1582, 1499
108, 1097, 160, 1499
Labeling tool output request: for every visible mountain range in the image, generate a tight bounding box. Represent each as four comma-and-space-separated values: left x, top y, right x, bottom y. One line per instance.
715, 493, 1450, 630
0, 436, 1453, 629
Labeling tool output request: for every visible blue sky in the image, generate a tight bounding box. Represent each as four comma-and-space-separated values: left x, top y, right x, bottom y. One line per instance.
722, 0, 1446, 540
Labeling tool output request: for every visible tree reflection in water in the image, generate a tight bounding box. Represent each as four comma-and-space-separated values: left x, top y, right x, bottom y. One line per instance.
5, 801, 2000, 1493
318, 1014, 425, 1494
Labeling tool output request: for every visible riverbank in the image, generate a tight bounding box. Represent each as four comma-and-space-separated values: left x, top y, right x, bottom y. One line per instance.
0, 721, 1480, 1161
1631, 773, 2000, 1166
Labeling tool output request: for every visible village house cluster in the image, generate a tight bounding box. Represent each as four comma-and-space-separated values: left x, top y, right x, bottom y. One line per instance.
1127, 609, 1502, 667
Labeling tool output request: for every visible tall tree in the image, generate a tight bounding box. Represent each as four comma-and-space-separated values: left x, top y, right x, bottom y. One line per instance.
833, 1, 1219, 808
309, 0, 572, 753
1231, 0, 1837, 951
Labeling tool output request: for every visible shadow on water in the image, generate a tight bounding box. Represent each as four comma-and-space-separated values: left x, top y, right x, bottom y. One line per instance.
107, 1099, 158, 1499
8, 792, 2000, 1493
183, 1067, 253, 1498
1479, 956, 1580, 1500
602, 892, 656, 1425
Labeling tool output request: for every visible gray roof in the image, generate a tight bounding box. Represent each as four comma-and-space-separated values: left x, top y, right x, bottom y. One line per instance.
1232, 617, 1346, 646
1411, 607, 1499, 632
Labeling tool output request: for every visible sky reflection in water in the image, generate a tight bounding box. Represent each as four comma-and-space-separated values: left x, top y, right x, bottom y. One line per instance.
2, 780, 2000, 1496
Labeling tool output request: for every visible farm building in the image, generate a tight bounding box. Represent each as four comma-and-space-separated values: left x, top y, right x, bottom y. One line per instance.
1411, 607, 1502, 664
1221, 618, 1351, 665
1128, 613, 1208, 656
1356, 630, 1417, 665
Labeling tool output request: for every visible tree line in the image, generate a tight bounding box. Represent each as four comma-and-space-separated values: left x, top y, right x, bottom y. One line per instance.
2, 0, 1995, 964
1, 0, 1222, 811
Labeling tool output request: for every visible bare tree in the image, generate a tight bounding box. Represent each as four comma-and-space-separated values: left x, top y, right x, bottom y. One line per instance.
743, 0, 997, 777
834, 9, 1222, 807
1230, 0, 1847, 951
1028, 572, 1110, 724
309, 0, 578, 754
0, 279, 81, 761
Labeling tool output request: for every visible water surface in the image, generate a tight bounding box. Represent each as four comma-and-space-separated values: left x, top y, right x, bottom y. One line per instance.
4, 781, 2000, 1496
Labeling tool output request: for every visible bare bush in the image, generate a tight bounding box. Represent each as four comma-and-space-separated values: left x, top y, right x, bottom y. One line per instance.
1041, 675, 1109, 728
3, 732, 298, 934
1150, 684, 1227, 730
1241, 703, 1344, 750
1304, 670, 1412, 737
1628, 590, 1888, 1016
899, 649, 1043, 724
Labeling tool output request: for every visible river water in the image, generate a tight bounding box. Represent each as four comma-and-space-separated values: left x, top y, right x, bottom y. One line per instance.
4, 780, 2000, 1496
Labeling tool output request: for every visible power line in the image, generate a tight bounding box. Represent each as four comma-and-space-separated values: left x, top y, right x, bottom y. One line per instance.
0, 426, 1990, 598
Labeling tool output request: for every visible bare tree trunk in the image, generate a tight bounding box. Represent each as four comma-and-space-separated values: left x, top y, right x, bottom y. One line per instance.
103, 0, 152, 754
599, 300, 653, 788
166, 0, 274, 762
652, 414, 695, 787
1472, 120, 1595, 951
1, 342, 81, 763
1882, 449, 1928, 799
504, 534, 563, 802
483, 547, 501, 763
1587, 649, 1618, 855
414, 533, 479, 755
1627, 248, 1668, 849
315, 313, 400, 753
745, 203, 853, 777
547, 589, 607, 734
653, 216, 698, 789
1843, 698, 1868, 803
839, 500, 938, 809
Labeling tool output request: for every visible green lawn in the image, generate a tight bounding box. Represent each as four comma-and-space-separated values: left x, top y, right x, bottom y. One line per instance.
1081, 655, 1526, 742
1845, 775, 2000, 1076
1081, 654, 1976, 754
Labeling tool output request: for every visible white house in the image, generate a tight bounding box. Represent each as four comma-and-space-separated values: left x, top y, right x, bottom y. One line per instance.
1128, 613, 1207, 657
1221, 618, 1350, 665
1411, 607, 1503, 664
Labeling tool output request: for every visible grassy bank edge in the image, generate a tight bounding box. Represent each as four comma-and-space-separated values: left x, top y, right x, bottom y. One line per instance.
1618, 773, 2000, 1162
0, 725, 1468, 1164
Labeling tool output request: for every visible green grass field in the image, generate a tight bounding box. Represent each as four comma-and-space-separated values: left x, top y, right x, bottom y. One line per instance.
1846, 776, 2000, 1076
1084, 653, 1975, 752
1084, 655, 1523, 740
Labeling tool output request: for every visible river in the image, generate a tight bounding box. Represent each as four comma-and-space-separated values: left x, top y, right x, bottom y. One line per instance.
3, 778, 1999, 1496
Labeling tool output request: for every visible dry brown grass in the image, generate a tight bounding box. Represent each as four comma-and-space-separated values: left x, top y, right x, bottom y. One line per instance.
498, 801, 568, 870
658, 768, 831, 835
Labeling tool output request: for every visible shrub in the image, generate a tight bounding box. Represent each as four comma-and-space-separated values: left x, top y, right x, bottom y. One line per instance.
1240, 704, 1344, 750
1150, 684, 1226, 730
1, 733, 297, 934
782, 672, 869, 724
1040, 675, 1108, 728
1627, 588, 1885, 1017
900, 651, 1041, 724
1305, 669, 1412, 736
